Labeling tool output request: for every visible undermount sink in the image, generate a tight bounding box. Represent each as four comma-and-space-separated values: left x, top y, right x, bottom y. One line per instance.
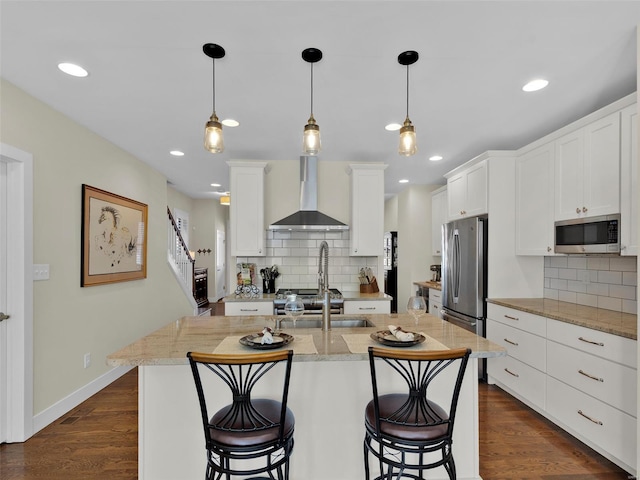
277, 316, 375, 329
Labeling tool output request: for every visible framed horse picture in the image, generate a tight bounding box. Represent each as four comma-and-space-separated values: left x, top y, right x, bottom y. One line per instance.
81, 185, 148, 287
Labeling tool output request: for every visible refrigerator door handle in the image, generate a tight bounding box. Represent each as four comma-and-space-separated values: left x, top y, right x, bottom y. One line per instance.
453, 228, 460, 303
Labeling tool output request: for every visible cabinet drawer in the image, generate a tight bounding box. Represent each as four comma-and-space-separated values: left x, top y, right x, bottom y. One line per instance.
487, 304, 546, 336
343, 301, 390, 315
547, 340, 636, 416
429, 300, 442, 319
224, 301, 274, 316
488, 355, 546, 410
487, 319, 546, 372
547, 376, 636, 471
547, 319, 637, 368
430, 290, 442, 301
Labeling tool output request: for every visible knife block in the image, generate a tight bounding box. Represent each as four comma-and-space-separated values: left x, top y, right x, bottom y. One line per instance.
360, 276, 379, 293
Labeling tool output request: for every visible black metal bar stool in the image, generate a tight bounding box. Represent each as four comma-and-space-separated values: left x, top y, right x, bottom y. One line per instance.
187, 350, 295, 480
364, 346, 471, 480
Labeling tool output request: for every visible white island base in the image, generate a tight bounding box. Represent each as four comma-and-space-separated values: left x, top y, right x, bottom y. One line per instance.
139, 358, 481, 480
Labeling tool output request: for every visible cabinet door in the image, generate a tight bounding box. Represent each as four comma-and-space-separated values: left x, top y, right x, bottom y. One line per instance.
554, 129, 584, 220
516, 143, 555, 255
620, 104, 637, 255
464, 161, 488, 217
446, 172, 467, 220
431, 189, 447, 255
343, 300, 390, 315
350, 165, 385, 256
583, 112, 620, 217
229, 163, 266, 256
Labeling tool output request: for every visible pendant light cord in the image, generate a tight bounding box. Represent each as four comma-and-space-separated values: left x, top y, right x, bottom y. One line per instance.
310, 62, 314, 116
212, 59, 216, 113
405, 64, 410, 118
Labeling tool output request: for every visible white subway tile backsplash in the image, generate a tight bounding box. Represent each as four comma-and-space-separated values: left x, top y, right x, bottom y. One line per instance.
597, 270, 622, 285
544, 255, 637, 314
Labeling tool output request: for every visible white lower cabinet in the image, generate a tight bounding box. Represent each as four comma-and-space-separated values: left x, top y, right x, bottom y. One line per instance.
547, 376, 636, 472
224, 301, 274, 316
429, 289, 442, 319
488, 304, 637, 475
343, 300, 390, 315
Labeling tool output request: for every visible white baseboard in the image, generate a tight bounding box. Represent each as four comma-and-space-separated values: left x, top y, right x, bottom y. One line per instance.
32, 365, 133, 435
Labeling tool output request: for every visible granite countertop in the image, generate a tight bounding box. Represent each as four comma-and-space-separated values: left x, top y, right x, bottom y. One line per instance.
223, 291, 392, 302
107, 313, 505, 366
414, 281, 442, 291
488, 298, 637, 340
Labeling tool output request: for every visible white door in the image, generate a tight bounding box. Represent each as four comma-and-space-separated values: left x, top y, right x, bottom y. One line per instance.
216, 230, 226, 300
0, 160, 8, 443
0, 143, 34, 443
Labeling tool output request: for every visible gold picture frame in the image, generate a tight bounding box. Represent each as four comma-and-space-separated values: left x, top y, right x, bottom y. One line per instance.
81, 184, 148, 287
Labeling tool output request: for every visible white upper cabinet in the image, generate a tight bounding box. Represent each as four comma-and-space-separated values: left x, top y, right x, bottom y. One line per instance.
446, 159, 487, 220
554, 111, 621, 221
349, 163, 386, 256
431, 187, 447, 256
620, 104, 637, 256
515, 142, 555, 255
228, 161, 267, 257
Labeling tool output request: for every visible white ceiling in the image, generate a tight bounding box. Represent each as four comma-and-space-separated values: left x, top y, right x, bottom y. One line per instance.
1, 1, 639, 199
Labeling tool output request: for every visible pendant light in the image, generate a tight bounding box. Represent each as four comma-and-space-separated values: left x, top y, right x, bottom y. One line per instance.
398, 50, 419, 156
302, 48, 322, 155
203, 43, 226, 153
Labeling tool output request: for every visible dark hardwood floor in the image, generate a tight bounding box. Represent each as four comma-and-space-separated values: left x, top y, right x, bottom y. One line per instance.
0, 369, 634, 479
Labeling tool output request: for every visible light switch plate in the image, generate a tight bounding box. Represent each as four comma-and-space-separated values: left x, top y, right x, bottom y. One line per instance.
33, 264, 50, 281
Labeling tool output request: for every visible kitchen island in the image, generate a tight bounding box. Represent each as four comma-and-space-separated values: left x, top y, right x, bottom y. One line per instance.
108, 313, 505, 480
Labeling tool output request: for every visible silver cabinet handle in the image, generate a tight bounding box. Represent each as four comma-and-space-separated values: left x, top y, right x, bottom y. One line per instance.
504, 368, 519, 377
576, 207, 581, 214
578, 369, 604, 382
578, 336, 604, 347
547, 246, 552, 252
578, 409, 603, 425
0, 312, 9, 322
582, 207, 588, 213
504, 314, 519, 321
240, 308, 258, 312
358, 307, 376, 311
504, 338, 519, 346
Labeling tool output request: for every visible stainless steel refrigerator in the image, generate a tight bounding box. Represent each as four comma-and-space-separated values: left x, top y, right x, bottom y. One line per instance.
441, 216, 487, 380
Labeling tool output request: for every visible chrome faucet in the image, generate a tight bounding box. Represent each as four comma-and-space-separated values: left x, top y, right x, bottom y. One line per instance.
318, 240, 331, 331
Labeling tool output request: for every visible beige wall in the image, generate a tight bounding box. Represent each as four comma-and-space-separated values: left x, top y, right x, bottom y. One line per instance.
192, 198, 228, 300
0, 79, 193, 415
384, 195, 398, 232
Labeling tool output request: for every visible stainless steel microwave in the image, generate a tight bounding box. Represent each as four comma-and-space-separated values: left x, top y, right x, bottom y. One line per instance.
554, 214, 620, 254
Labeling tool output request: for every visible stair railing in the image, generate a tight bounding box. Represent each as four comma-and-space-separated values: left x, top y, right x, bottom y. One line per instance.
167, 207, 197, 307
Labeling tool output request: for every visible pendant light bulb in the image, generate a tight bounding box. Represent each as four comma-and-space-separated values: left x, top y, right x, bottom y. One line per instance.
202, 43, 226, 154
398, 117, 416, 156
397, 50, 419, 157
302, 48, 322, 155
205, 113, 224, 153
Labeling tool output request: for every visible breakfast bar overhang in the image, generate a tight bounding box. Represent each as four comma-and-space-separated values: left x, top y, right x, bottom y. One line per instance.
107, 313, 505, 480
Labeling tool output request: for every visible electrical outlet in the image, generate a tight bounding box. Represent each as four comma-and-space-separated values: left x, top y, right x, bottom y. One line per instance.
83, 353, 91, 369
33, 264, 50, 281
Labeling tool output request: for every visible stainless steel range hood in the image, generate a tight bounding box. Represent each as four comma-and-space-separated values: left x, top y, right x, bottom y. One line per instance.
268, 156, 349, 231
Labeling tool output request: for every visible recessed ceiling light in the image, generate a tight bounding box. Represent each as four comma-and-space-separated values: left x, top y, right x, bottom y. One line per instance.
57, 62, 88, 77
170, 150, 184, 156
399, 179, 409, 184
222, 119, 239, 127
522, 79, 549, 92
429, 155, 443, 161
385, 123, 402, 131
211, 183, 221, 187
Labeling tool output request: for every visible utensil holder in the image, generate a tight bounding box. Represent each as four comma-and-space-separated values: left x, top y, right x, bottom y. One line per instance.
263, 279, 275, 294
360, 277, 379, 293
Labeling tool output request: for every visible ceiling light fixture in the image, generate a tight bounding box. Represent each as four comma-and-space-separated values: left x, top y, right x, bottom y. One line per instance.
522, 78, 549, 92
398, 50, 419, 156
203, 43, 226, 154
211, 183, 221, 187
385, 123, 402, 131
57, 62, 88, 77
222, 119, 239, 127
429, 155, 443, 161
302, 47, 322, 155
399, 179, 409, 184
170, 150, 184, 157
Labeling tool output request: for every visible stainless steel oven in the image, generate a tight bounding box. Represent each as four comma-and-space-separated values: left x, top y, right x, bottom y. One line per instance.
273, 288, 344, 315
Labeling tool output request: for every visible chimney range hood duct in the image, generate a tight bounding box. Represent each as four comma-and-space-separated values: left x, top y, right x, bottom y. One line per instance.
269, 156, 349, 231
